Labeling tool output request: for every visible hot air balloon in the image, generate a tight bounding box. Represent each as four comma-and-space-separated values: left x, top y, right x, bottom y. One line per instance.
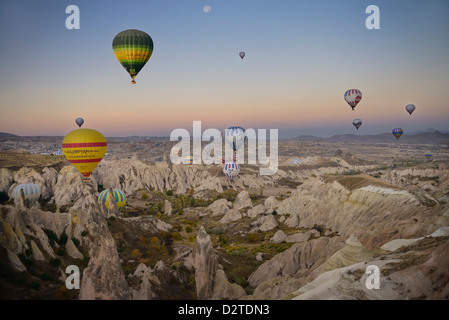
62, 128, 107, 180
392, 128, 403, 140
291, 158, 301, 165
225, 126, 246, 151
352, 118, 362, 130
13, 183, 41, 205
344, 89, 362, 110
75, 118, 84, 128
239, 51, 245, 59
98, 189, 126, 212
223, 162, 240, 182
425, 151, 432, 161
112, 29, 154, 84
405, 104, 416, 115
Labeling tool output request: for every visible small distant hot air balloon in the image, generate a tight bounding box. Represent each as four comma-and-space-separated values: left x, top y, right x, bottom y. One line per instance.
291, 158, 301, 165
392, 128, 403, 140
239, 51, 245, 59
75, 118, 84, 128
62, 128, 107, 180
98, 189, 126, 212
344, 89, 362, 110
352, 118, 362, 130
425, 151, 432, 161
223, 162, 240, 182
225, 126, 246, 151
405, 104, 416, 115
13, 183, 41, 205
112, 29, 154, 84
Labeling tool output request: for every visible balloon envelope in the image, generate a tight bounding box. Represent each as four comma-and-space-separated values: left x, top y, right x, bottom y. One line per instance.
405, 104, 416, 115
75, 118, 84, 128
344, 89, 362, 110
112, 29, 153, 83
225, 126, 246, 151
13, 183, 41, 204
392, 128, 403, 140
239, 51, 245, 59
223, 162, 240, 182
62, 128, 107, 179
98, 189, 126, 212
352, 118, 362, 130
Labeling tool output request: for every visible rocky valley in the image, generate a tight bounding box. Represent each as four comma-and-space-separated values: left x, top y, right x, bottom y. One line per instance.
0, 138, 448, 300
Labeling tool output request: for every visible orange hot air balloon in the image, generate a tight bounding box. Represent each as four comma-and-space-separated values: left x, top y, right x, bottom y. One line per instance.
62, 129, 107, 180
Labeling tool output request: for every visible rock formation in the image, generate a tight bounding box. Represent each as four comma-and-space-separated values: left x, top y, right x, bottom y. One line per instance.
192, 226, 246, 300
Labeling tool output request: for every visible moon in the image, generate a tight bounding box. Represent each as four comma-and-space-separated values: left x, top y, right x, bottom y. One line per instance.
203, 5, 211, 13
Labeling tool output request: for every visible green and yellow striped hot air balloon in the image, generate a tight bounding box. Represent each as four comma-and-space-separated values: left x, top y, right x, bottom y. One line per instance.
98, 189, 126, 212
112, 29, 153, 84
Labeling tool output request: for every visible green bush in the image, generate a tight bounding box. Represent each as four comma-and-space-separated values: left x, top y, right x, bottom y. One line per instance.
28, 280, 41, 290
81, 231, 88, 237
218, 235, 228, 246
248, 233, 259, 242
166, 190, 173, 196
185, 226, 193, 233
142, 193, 149, 200
72, 238, 80, 246
58, 232, 68, 245
44, 229, 58, 245
50, 258, 61, 267
39, 272, 52, 281
0, 191, 9, 203
57, 247, 66, 256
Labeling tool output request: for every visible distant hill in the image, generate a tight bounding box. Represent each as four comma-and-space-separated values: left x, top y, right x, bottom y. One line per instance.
407, 128, 449, 135
0, 132, 18, 137
292, 130, 449, 145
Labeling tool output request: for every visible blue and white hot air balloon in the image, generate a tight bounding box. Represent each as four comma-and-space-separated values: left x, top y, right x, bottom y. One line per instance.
352, 118, 362, 130
291, 158, 301, 165
13, 183, 41, 204
223, 162, 240, 182
224, 126, 246, 151
75, 118, 84, 128
405, 104, 416, 115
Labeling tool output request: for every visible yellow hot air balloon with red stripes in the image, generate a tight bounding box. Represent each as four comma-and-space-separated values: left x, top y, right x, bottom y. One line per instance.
62, 129, 107, 180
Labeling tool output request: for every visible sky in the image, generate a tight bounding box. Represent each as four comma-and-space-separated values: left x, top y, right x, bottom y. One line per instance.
0, 0, 448, 138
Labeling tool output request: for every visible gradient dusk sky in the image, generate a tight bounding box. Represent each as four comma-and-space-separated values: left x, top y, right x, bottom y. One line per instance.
0, 0, 448, 138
